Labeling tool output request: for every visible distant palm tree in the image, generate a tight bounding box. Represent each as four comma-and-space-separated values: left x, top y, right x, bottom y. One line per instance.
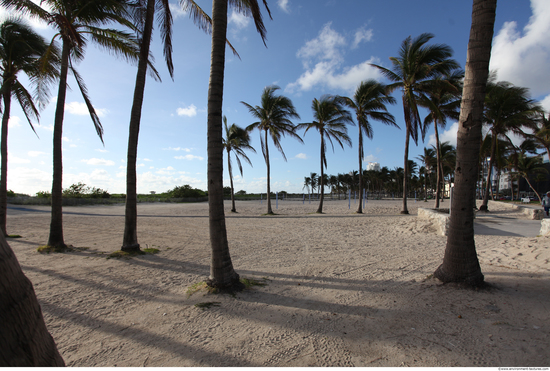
309, 172, 318, 195
297, 95, 352, 213
206, 0, 271, 289
417, 147, 436, 201
223, 115, 255, 213
4, 0, 143, 249
342, 80, 397, 213
0, 18, 58, 236
303, 176, 311, 194
514, 153, 548, 203
419, 69, 463, 208
434, 0, 496, 287
530, 111, 550, 163
479, 81, 542, 211
243, 85, 302, 214
372, 33, 459, 214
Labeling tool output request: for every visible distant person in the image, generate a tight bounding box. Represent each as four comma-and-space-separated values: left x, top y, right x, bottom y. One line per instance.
542, 192, 550, 217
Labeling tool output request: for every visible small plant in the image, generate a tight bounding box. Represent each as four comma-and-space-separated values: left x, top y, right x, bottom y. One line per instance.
143, 247, 159, 254
240, 277, 267, 288
37, 245, 74, 253
186, 281, 209, 297
194, 302, 221, 310
7, 234, 22, 238
108, 250, 145, 259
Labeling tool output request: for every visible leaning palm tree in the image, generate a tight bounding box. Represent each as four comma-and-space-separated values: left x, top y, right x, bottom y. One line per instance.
479, 81, 542, 211
243, 85, 302, 215
223, 115, 255, 213
297, 95, 353, 213
205, 0, 271, 289
530, 111, 550, 164
342, 80, 397, 213
371, 33, 459, 214
4, 0, 144, 249
434, 0, 496, 287
0, 18, 58, 237
514, 153, 548, 203
418, 69, 463, 208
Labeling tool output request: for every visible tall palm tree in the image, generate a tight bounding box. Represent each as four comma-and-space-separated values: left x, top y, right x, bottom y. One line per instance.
243, 85, 302, 214
0, 233, 65, 366
479, 81, 542, 211
223, 115, 255, 213
419, 69, 463, 208
206, 0, 271, 289
417, 147, 436, 201
297, 95, 352, 213
4, 0, 144, 249
0, 18, 57, 237
372, 33, 459, 214
342, 80, 397, 213
530, 111, 550, 163
434, 0, 496, 287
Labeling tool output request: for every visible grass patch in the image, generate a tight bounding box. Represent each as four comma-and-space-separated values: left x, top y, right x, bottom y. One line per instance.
7, 234, 22, 238
108, 250, 145, 259
240, 277, 268, 288
186, 282, 211, 297
194, 302, 221, 310
186, 277, 269, 298
143, 247, 160, 254
37, 245, 74, 253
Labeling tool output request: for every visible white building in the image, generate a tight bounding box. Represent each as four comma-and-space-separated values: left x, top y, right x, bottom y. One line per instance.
367, 162, 380, 171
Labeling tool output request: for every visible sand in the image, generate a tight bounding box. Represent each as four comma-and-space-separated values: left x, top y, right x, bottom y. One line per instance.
7, 198, 550, 367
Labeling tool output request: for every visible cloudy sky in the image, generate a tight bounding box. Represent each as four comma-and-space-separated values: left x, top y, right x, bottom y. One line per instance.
3, 0, 550, 195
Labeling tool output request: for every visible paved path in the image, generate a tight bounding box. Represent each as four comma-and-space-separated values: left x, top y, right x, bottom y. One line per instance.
474, 212, 544, 237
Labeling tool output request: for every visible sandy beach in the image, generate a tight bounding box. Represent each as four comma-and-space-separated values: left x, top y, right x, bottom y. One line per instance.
6, 199, 550, 367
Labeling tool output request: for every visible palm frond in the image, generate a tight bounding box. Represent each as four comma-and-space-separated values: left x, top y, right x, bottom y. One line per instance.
70, 64, 104, 144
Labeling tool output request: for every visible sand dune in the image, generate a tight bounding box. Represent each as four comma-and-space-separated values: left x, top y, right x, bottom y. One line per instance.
7, 199, 549, 366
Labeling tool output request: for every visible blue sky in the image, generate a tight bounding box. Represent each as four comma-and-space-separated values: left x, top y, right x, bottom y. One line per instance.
3, 0, 550, 195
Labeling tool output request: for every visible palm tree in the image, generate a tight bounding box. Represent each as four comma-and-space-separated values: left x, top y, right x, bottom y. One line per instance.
514, 153, 548, 203
0, 18, 57, 237
479, 81, 543, 211
297, 95, 352, 213
223, 115, 255, 213
4, 0, 144, 249
530, 111, 550, 163
243, 85, 302, 214
303, 175, 311, 195
438, 141, 456, 198
342, 80, 397, 213
434, 0, 496, 287
419, 69, 463, 208
372, 33, 459, 214
0, 233, 65, 366
417, 147, 436, 201
206, 0, 271, 289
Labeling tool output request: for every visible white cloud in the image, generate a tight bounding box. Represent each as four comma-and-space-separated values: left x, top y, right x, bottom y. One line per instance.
175, 155, 204, 161
65, 101, 107, 117
286, 23, 381, 93
96, 149, 108, 153
8, 116, 22, 128
9, 166, 51, 195
9, 155, 31, 164
176, 104, 197, 117
294, 153, 308, 159
277, 0, 290, 13
82, 158, 115, 166
169, 3, 187, 19
352, 26, 374, 49
541, 94, 550, 112
428, 121, 459, 148
164, 147, 192, 152
229, 11, 250, 29
364, 154, 378, 163
490, 0, 550, 97
28, 151, 45, 157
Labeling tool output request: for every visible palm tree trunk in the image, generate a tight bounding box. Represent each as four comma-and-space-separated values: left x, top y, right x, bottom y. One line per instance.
434, 0, 496, 286
47, 40, 70, 249
317, 136, 325, 213
401, 126, 410, 214
265, 129, 273, 214
0, 233, 65, 366
480, 133, 496, 211
356, 129, 363, 213
228, 149, 236, 212
206, 0, 239, 289
122, 0, 155, 252
0, 78, 11, 236
434, 122, 442, 208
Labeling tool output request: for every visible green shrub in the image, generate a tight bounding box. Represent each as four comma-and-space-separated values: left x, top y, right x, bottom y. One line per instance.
168, 185, 206, 198
36, 191, 51, 198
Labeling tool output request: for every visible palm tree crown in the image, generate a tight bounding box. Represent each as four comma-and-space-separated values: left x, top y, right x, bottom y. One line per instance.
297, 95, 353, 213
242, 85, 302, 214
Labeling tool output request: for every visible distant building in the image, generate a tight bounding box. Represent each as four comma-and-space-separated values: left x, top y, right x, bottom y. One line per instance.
367, 162, 380, 171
